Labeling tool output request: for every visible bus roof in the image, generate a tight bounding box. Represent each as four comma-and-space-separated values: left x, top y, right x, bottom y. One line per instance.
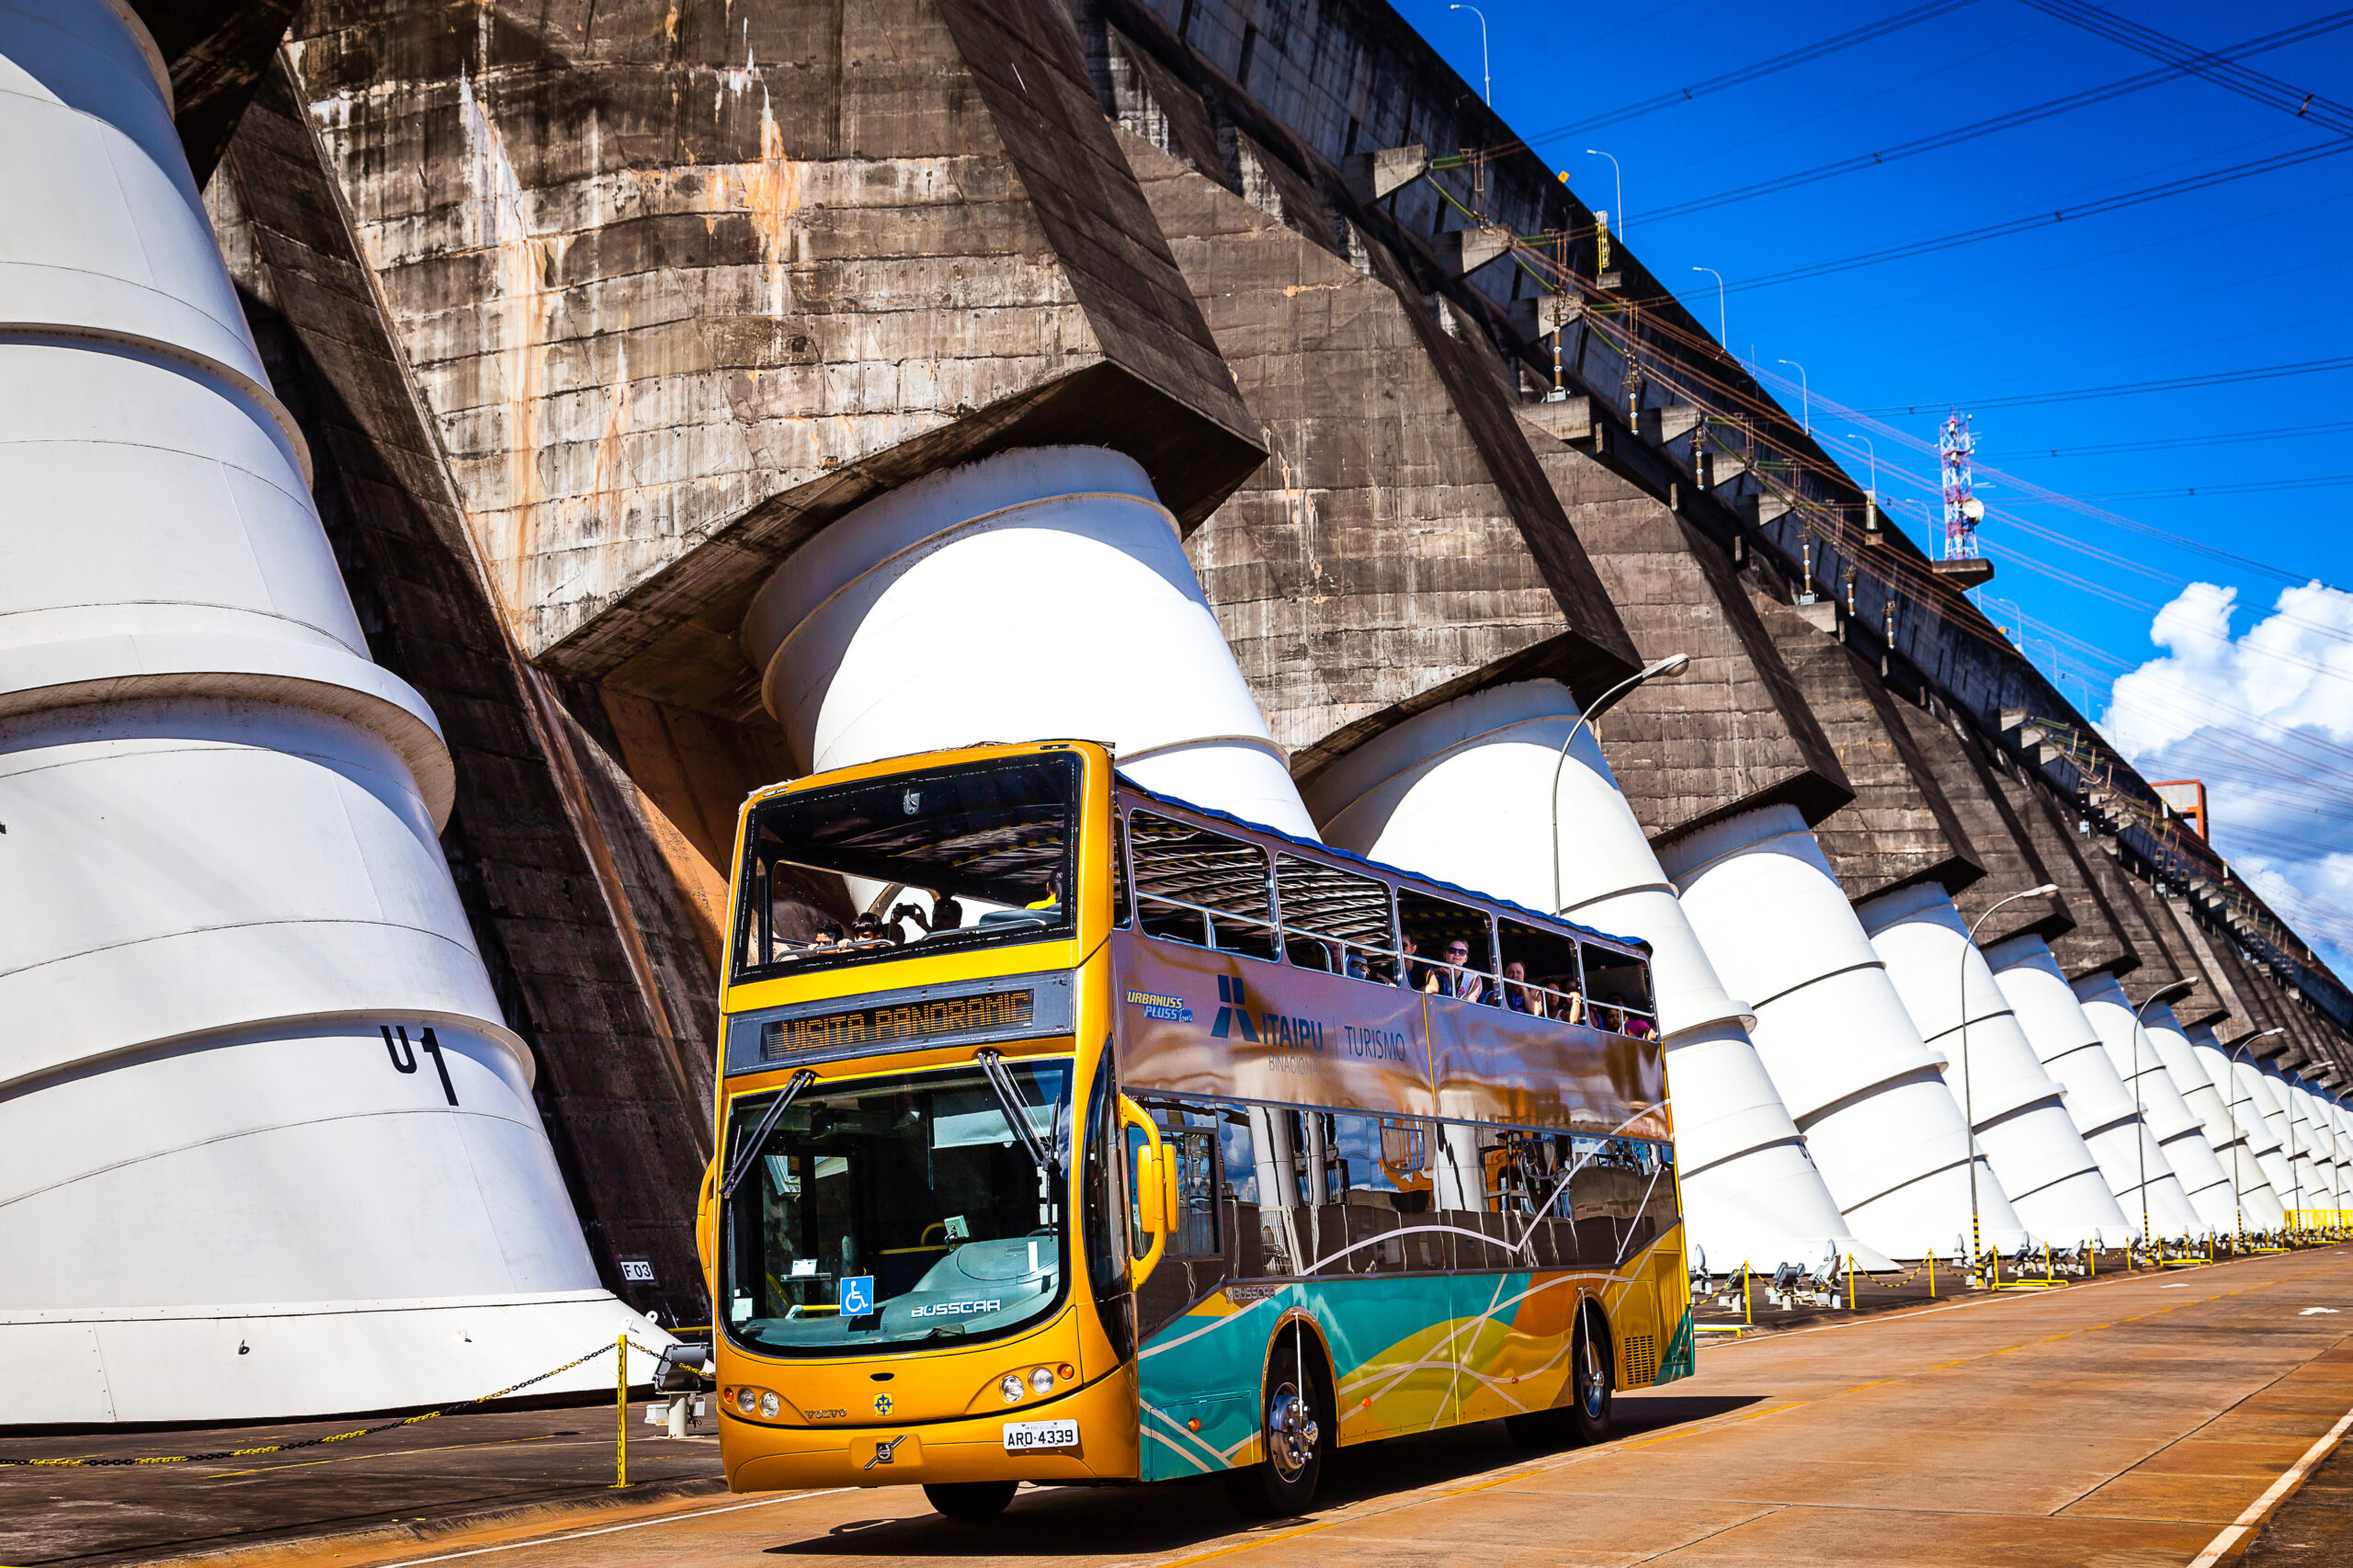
1112, 769, 1653, 960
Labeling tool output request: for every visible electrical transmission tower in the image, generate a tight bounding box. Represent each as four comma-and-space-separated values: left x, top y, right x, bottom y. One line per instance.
1938, 408, 1984, 559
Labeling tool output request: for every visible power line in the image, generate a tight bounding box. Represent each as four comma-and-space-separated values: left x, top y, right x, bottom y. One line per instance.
1516, 0, 1980, 146
2076, 475, 2353, 501
1856, 356, 2353, 415
2018, 0, 2353, 138
1644, 8, 2353, 223
1984, 420, 2353, 460
1726, 138, 2353, 292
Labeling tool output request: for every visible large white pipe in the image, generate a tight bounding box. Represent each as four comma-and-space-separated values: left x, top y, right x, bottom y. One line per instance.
2267, 1063, 2325, 1218
2179, 1023, 2288, 1233
2329, 1094, 2353, 1212
2215, 1046, 2297, 1223
1658, 805, 2026, 1258
2139, 1001, 2254, 1236
744, 447, 1314, 837
1860, 887, 2125, 1244
1984, 935, 2201, 1239
2288, 1079, 2343, 1213
1304, 681, 1891, 1274
0, 0, 653, 1425
1985, 932, 2202, 1243
2071, 975, 2233, 1235
2325, 1087, 2343, 1205
2231, 1056, 2302, 1210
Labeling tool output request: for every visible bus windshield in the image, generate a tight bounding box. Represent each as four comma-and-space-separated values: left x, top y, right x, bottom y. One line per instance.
720, 1059, 1072, 1357
736, 753, 1079, 978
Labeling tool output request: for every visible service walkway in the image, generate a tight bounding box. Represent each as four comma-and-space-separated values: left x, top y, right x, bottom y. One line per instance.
9, 1246, 2353, 1567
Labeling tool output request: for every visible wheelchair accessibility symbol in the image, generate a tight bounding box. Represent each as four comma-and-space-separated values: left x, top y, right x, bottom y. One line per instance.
839, 1275, 875, 1315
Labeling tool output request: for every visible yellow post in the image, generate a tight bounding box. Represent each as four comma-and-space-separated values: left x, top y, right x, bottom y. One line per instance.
1846, 1251, 1855, 1312
1743, 1261, 1752, 1326
2044, 1243, 2052, 1285
2089, 1242, 2096, 1278
1928, 1247, 1936, 1301
613, 1333, 629, 1489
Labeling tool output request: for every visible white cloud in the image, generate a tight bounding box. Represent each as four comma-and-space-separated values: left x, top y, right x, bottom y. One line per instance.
2099, 580, 2353, 975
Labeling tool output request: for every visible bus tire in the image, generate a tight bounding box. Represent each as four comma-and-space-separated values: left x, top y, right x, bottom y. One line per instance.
1225, 1331, 1329, 1517
924, 1481, 1017, 1521
1566, 1301, 1613, 1445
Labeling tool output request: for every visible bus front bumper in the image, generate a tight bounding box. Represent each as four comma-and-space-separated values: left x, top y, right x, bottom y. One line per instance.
725, 1370, 1141, 1493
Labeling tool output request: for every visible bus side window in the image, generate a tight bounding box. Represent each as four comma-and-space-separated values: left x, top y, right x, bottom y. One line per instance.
1129, 811, 1279, 961
1275, 854, 1395, 980
1581, 945, 1655, 1037
1133, 1098, 1222, 1260
1327, 1113, 1443, 1272
1431, 1120, 1515, 1271
1397, 892, 1498, 1002
1212, 1108, 1269, 1277
1568, 1133, 1668, 1267
1112, 812, 1132, 928
1497, 917, 1582, 1022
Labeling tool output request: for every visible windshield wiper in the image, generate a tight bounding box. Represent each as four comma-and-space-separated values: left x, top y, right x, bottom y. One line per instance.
719, 1068, 817, 1199
974, 1049, 1058, 1176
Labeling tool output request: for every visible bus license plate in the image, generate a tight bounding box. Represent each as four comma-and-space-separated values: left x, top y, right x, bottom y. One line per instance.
1002, 1418, 1078, 1452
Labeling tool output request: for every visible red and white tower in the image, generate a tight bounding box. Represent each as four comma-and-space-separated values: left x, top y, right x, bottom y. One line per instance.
1939, 408, 1984, 559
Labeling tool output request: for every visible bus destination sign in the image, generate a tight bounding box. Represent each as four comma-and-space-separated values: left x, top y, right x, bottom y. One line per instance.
761, 987, 1036, 1061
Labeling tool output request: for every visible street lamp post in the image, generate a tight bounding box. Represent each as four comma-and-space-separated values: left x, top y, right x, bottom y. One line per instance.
2131, 979, 2199, 1256
2227, 1029, 2283, 1251
1961, 885, 2058, 1281
1690, 267, 1726, 345
1777, 358, 1810, 435
1549, 654, 1691, 917
1449, 5, 1491, 104
1585, 149, 1624, 242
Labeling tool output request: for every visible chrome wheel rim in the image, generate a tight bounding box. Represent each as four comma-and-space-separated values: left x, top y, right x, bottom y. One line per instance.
1577, 1319, 1607, 1418
1266, 1381, 1320, 1482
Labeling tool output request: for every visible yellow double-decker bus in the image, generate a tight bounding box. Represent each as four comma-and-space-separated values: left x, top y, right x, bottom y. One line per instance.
699, 740, 1689, 1519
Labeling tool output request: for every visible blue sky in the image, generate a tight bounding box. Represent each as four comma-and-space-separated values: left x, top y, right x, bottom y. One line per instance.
1398, 0, 2353, 971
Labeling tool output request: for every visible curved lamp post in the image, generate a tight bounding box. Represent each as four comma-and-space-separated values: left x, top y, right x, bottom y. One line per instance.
1585, 149, 1624, 241
1549, 653, 1691, 916
1961, 884, 2058, 1278
2132, 978, 2199, 1254
1448, 4, 1491, 103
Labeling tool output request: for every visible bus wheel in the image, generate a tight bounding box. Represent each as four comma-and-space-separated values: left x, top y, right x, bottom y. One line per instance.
1225, 1334, 1328, 1517
1567, 1302, 1614, 1445
925, 1481, 1017, 1521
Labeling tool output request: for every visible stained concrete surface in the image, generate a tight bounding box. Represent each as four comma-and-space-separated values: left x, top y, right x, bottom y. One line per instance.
10, 1245, 2353, 1567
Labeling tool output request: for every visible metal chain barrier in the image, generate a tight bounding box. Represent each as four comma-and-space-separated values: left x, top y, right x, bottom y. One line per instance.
0, 1336, 663, 1469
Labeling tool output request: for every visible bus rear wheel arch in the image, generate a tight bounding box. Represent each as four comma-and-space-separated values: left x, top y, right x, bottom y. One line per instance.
1505, 1299, 1613, 1449
1225, 1324, 1333, 1517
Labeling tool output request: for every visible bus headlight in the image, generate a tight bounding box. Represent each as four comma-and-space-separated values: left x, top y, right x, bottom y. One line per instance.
1029, 1366, 1055, 1394
730, 1385, 781, 1419
760, 1390, 780, 1418
999, 1373, 1026, 1403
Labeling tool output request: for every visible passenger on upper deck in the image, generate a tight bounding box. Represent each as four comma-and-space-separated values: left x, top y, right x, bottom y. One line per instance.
1438, 940, 1485, 1005
1502, 960, 1543, 1017
1610, 993, 1655, 1038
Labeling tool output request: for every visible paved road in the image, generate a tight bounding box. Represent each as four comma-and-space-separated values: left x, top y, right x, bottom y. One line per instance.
24, 1247, 2353, 1568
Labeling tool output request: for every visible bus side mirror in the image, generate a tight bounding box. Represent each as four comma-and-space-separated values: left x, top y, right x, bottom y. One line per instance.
1117, 1094, 1170, 1290
1134, 1145, 1169, 1235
